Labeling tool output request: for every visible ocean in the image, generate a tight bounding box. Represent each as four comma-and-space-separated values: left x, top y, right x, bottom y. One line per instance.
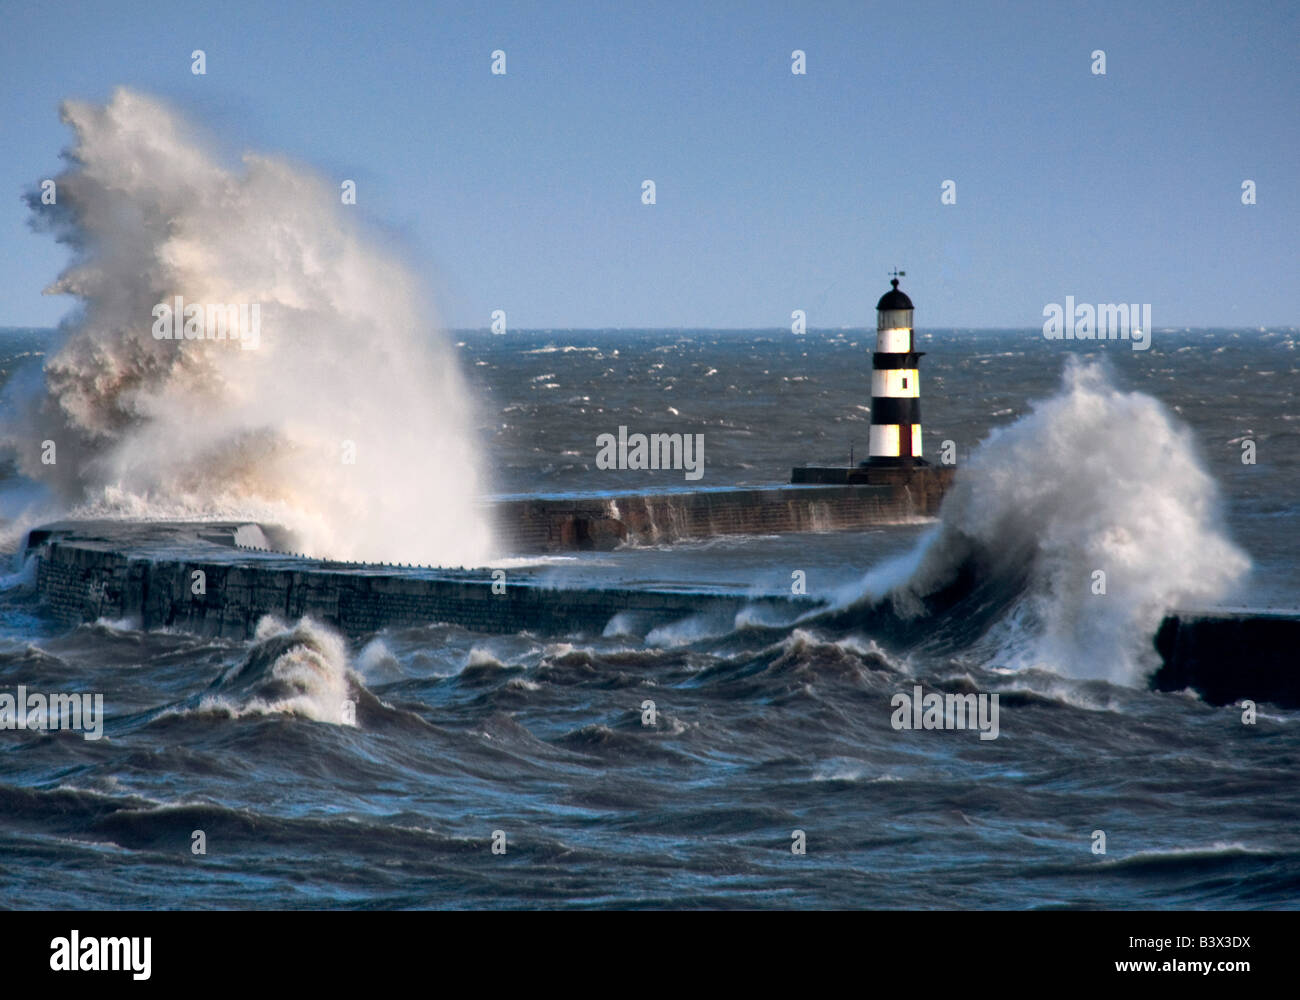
1, 325, 1297, 909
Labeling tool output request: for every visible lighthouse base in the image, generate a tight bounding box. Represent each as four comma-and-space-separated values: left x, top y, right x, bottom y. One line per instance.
790, 463, 954, 510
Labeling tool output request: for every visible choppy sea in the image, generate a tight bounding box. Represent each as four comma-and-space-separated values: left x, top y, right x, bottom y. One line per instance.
1, 326, 1297, 908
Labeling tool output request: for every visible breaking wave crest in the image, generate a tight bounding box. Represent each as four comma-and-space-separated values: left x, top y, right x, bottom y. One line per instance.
4, 87, 490, 566
196, 616, 362, 724
840, 358, 1251, 685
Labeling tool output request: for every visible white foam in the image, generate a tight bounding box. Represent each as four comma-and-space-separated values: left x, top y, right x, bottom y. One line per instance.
201, 616, 359, 725
849, 358, 1251, 685
5, 88, 491, 568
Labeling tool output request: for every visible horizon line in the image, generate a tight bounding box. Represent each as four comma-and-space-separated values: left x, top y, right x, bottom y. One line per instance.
2, 323, 1296, 335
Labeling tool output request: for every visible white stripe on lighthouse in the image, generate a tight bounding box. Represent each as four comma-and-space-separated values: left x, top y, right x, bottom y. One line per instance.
876, 328, 912, 353
869, 422, 923, 459
869, 424, 900, 457
871, 369, 919, 398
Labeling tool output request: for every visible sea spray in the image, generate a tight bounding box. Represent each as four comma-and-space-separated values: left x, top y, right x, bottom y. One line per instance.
856, 357, 1250, 685
199, 616, 360, 724
5, 88, 491, 566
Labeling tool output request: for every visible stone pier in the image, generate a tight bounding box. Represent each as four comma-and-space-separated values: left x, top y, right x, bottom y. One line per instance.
20, 517, 1296, 708
489, 476, 951, 552
24, 521, 806, 640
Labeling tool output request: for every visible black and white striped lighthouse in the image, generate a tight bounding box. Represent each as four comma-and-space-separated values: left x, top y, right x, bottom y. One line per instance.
866, 271, 924, 465
790, 271, 950, 491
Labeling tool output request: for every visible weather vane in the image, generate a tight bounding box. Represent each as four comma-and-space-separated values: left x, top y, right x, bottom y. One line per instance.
890, 268, 906, 285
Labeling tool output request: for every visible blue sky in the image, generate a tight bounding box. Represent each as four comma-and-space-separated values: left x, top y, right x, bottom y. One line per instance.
1, 0, 1296, 328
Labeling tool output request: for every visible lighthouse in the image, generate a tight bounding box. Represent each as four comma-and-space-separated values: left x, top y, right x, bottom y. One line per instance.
866, 271, 924, 465
789, 270, 950, 504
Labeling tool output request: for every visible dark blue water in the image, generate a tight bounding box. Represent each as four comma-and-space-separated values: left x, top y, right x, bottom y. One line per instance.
1, 326, 1298, 908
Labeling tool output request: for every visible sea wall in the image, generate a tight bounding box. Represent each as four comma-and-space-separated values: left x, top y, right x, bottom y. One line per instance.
490, 476, 950, 552
1152, 610, 1300, 708
25, 521, 1296, 709
27, 522, 801, 640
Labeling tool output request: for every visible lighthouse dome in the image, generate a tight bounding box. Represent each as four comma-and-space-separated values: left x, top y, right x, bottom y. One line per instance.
876, 278, 913, 311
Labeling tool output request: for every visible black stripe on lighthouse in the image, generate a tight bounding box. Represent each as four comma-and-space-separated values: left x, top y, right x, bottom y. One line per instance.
870, 396, 922, 426
872, 351, 925, 370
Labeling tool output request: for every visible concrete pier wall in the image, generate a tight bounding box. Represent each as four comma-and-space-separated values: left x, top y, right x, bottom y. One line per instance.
1153, 610, 1300, 708
23, 521, 1296, 708
490, 476, 951, 552
27, 522, 802, 640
